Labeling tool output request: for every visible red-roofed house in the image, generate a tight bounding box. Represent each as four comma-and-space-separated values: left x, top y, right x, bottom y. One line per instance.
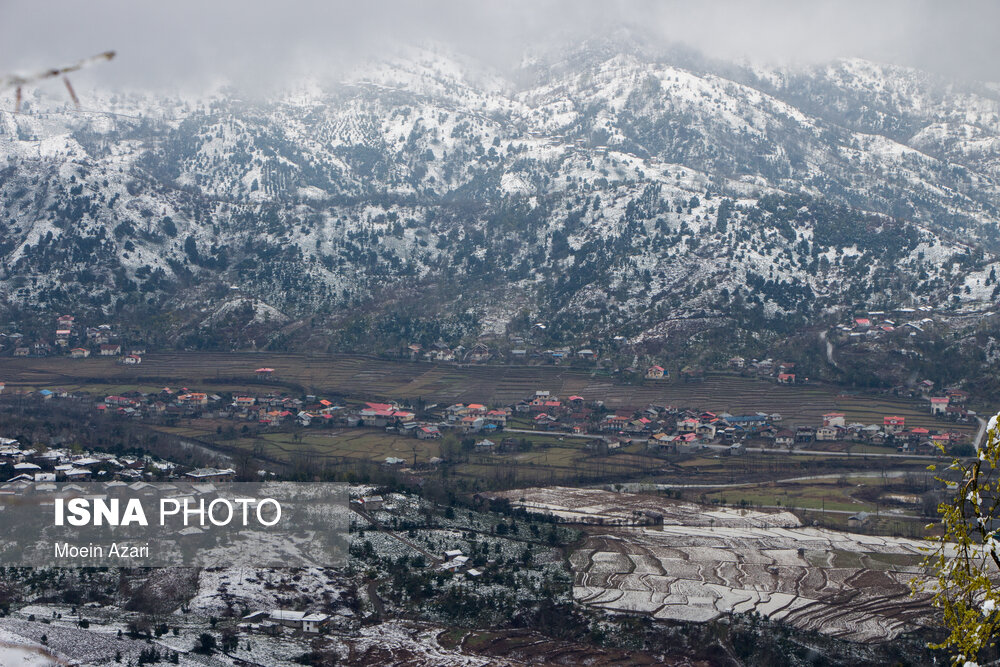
777, 373, 795, 384
646, 365, 666, 379
417, 425, 441, 439
883, 416, 905, 434
930, 397, 949, 415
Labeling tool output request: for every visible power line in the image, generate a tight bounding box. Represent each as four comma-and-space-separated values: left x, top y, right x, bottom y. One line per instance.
2, 51, 115, 112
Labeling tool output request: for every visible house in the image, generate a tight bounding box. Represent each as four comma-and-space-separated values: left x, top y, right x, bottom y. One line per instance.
676, 417, 699, 433
70, 347, 90, 359
359, 495, 383, 510
816, 426, 840, 441
946, 389, 970, 406
99, 343, 121, 356
847, 512, 870, 529
255, 367, 274, 378
673, 433, 699, 451
695, 423, 717, 441
416, 425, 441, 440
445, 403, 470, 421
854, 318, 871, 330
14, 347, 29, 357
775, 429, 795, 447
177, 392, 209, 406
728, 356, 746, 369
475, 439, 496, 451
122, 354, 141, 365
930, 397, 949, 415
485, 409, 509, 426
645, 365, 666, 380
459, 416, 485, 432
234, 396, 257, 409
777, 373, 796, 385
822, 412, 846, 428
883, 416, 906, 434
466, 343, 490, 363
261, 610, 329, 634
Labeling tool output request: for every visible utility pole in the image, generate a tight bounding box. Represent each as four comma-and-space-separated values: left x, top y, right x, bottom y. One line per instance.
2, 51, 115, 112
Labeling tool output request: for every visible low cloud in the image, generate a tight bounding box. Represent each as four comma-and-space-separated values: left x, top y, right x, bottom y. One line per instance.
1, 1, 997, 97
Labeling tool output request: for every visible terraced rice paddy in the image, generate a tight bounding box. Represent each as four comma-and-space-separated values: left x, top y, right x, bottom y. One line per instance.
498, 487, 944, 642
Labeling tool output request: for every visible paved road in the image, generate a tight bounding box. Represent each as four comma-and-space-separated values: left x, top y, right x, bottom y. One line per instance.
508, 426, 946, 460
974, 416, 988, 450
617, 470, 925, 490
703, 443, 942, 460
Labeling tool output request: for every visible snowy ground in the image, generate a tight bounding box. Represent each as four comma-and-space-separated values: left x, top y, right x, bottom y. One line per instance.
497, 486, 938, 642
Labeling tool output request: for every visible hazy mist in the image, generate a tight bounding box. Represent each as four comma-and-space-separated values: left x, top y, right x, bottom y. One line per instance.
2, 1, 998, 96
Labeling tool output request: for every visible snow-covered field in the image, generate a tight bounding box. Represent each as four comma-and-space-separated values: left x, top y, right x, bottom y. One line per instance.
499, 486, 936, 642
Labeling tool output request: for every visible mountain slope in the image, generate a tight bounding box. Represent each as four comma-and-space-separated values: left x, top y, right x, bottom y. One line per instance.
1, 42, 998, 390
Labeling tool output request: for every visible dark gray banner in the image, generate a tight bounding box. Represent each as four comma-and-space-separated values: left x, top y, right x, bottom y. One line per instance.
0, 482, 349, 567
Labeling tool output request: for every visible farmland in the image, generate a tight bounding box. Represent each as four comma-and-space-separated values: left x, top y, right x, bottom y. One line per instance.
495, 487, 944, 643
0, 353, 985, 432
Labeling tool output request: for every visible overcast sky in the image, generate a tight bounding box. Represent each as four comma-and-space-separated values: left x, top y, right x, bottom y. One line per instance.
2, 1, 998, 96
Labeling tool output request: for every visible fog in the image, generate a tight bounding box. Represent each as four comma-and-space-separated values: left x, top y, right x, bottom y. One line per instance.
1, 0, 998, 96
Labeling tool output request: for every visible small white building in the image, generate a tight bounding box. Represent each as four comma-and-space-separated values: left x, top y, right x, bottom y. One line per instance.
244, 610, 329, 634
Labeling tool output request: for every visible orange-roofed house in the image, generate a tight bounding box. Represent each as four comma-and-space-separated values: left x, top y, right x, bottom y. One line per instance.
178, 393, 209, 406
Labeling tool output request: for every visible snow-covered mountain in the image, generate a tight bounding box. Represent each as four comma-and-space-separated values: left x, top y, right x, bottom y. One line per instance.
1, 40, 998, 381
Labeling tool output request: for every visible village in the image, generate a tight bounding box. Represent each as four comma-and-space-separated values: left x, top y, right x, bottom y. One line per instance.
0, 370, 977, 490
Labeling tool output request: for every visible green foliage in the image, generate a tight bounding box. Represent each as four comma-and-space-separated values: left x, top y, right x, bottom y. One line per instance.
915, 412, 1000, 665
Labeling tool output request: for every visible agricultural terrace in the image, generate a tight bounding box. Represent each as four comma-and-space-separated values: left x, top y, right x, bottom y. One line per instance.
494, 487, 943, 643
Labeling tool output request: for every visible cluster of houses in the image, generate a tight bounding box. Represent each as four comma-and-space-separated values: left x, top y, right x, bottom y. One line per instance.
727, 358, 801, 384
0, 436, 235, 484
84, 380, 974, 459
4, 314, 143, 363
838, 307, 938, 340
